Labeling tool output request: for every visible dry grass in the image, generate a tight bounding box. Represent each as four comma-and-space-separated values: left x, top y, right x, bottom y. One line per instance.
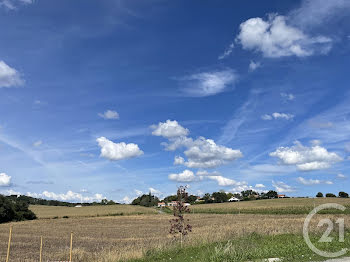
0, 213, 349, 261
191, 198, 350, 214
30, 205, 157, 219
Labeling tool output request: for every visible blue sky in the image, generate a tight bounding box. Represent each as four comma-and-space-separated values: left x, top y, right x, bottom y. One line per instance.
0, 0, 350, 203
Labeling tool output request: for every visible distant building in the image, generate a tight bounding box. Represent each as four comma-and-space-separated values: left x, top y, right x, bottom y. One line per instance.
167, 201, 178, 207
228, 197, 240, 202
75, 205, 82, 208
278, 194, 286, 198
195, 198, 204, 203
157, 202, 166, 208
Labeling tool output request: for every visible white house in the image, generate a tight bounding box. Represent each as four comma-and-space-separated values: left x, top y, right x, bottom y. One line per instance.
228, 197, 240, 202
157, 202, 166, 208
167, 201, 178, 207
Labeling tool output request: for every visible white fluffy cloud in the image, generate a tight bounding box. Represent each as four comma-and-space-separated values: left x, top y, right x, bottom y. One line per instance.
249, 61, 261, 72
0, 61, 24, 87
169, 170, 196, 182
27, 190, 105, 202
98, 110, 119, 120
96, 137, 143, 161
0, 173, 11, 186
207, 175, 238, 186
174, 156, 185, 165
261, 112, 294, 120
181, 137, 243, 168
230, 183, 267, 194
134, 189, 143, 196
297, 177, 333, 185
236, 15, 332, 58
153, 120, 243, 168
151, 120, 189, 138
272, 181, 295, 193
149, 187, 162, 196
270, 141, 342, 171
255, 183, 265, 188
181, 69, 238, 97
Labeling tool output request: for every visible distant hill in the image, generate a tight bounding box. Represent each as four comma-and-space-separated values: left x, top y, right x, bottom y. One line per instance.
5, 194, 119, 207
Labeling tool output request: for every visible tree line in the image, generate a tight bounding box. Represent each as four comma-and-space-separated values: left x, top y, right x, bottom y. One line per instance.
0, 194, 37, 223
132, 190, 280, 207
316, 192, 349, 198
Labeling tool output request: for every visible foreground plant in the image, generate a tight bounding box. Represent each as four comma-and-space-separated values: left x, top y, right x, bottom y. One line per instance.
169, 186, 192, 247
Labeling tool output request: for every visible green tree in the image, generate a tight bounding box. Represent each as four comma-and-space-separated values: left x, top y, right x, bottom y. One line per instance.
163, 195, 177, 203
187, 195, 198, 204
212, 192, 229, 203
0, 195, 36, 223
339, 191, 349, 198
203, 193, 212, 203
325, 193, 336, 198
316, 192, 323, 198
241, 190, 258, 200
265, 190, 278, 199
132, 193, 159, 207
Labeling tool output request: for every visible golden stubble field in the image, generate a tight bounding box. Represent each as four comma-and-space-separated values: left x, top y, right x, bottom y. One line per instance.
0, 212, 349, 262
30, 204, 157, 219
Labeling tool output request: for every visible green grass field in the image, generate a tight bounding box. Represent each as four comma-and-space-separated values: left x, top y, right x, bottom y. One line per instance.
191, 198, 350, 214
129, 232, 350, 262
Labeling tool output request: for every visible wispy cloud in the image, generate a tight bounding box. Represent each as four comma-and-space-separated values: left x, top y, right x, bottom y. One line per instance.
180, 69, 238, 97
218, 43, 234, 60
261, 112, 294, 120
0, 0, 34, 10
297, 177, 333, 185
0, 61, 24, 87
248, 61, 261, 72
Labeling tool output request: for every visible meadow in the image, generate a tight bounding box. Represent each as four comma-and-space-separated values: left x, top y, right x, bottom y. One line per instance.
191, 197, 350, 214
0, 199, 349, 261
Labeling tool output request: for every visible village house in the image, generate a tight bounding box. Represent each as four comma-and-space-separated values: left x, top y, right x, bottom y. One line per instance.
167, 201, 178, 207
157, 202, 166, 208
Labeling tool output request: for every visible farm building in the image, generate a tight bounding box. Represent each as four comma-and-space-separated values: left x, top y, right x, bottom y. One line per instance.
157, 202, 166, 207
167, 201, 178, 207
278, 194, 286, 198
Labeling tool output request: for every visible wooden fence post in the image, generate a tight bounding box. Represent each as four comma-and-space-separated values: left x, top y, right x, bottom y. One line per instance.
69, 232, 73, 262
6, 225, 13, 262
39, 236, 43, 262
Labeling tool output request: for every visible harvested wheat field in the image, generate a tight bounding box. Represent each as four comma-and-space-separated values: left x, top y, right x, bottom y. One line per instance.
30, 204, 157, 219
0, 213, 349, 262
